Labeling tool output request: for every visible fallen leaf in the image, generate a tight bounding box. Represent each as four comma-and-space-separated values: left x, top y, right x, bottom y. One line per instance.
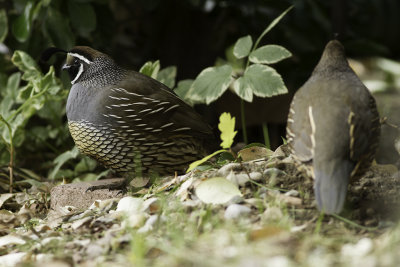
239, 146, 273, 161
195, 177, 242, 204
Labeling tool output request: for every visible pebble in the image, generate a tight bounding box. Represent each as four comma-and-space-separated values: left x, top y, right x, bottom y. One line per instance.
284, 189, 299, 197
217, 163, 242, 177
226, 171, 263, 186
341, 238, 373, 258
224, 204, 251, 220
116, 197, 143, 214
226, 171, 249, 186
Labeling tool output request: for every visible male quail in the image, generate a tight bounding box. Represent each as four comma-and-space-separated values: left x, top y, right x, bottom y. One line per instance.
42, 46, 218, 181
286, 40, 380, 214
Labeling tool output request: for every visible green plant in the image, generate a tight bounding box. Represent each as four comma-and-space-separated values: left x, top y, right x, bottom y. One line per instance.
187, 112, 237, 172
175, 6, 293, 144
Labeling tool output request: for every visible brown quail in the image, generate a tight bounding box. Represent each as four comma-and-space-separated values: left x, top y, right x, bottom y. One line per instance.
286, 40, 381, 214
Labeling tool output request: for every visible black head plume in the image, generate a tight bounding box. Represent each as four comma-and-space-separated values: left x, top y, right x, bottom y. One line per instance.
40, 47, 67, 62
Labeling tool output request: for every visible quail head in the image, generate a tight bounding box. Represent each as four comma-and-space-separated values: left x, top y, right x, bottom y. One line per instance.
286, 40, 380, 214
42, 46, 218, 181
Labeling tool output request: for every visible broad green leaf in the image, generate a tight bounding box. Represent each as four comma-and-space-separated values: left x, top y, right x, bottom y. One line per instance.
157, 66, 177, 88
0, 9, 8, 43
49, 146, 80, 180
0, 73, 20, 117
233, 64, 288, 102
195, 177, 242, 204
232, 77, 253, 102
11, 1, 34, 42
11, 50, 40, 81
233, 35, 253, 59
186, 149, 225, 173
249, 45, 292, 64
139, 60, 160, 79
45, 8, 75, 50
39, 66, 62, 95
174, 79, 194, 104
218, 112, 237, 149
253, 6, 293, 50
187, 65, 234, 105
5, 72, 21, 97
68, 2, 96, 37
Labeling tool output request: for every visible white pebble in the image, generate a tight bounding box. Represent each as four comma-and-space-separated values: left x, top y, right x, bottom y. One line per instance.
217, 163, 242, 177
224, 204, 251, 220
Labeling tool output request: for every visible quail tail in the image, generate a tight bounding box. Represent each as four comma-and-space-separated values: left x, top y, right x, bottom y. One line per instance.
314, 160, 353, 214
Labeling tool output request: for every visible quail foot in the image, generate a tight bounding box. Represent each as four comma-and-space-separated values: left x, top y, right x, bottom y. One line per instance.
42, 46, 218, 189
286, 40, 380, 214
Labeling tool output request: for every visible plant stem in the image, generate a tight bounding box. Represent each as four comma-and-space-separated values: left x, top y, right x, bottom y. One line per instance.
240, 99, 248, 144
331, 214, 379, 231
6, 85, 48, 122
0, 115, 14, 193
262, 122, 270, 149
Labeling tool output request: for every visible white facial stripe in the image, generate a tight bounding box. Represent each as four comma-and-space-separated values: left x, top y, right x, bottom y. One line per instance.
68, 53, 92, 64
71, 64, 83, 84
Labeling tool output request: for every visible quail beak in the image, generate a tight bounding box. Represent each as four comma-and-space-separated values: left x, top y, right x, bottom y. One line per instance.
62, 64, 70, 70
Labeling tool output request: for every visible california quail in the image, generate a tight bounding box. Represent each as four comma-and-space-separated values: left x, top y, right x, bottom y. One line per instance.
42, 46, 218, 181
286, 40, 380, 214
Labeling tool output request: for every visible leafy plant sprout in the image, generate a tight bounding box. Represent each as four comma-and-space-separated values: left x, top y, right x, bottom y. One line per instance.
178, 6, 293, 146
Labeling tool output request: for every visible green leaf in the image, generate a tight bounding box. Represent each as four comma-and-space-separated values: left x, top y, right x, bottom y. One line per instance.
11, 1, 34, 42
49, 146, 80, 180
249, 45, 292, 64
0, 9, 8, 43
68, 2, 96, 37
45, 7, 75, 50
253, 6, 293, 50
0, 73, 20, 117
233, 64, 288, 102
157, 66, 177, 88
195, 177, 242, 204
11, 50, 40, 81
38, 66, 62, 95
218, 112, 237, 149
233, 35, 253, 59
139, 60, 160, 79
174, 79, 193, 101
186, 149, 226, 173
187, 65, 234, 105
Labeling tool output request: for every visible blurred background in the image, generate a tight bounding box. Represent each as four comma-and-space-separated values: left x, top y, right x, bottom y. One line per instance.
0, 0, 399, 186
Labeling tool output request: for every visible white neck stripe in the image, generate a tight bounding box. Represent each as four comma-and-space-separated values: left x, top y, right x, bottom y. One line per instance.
68, 53, 92, 64
71, 64, 84, 84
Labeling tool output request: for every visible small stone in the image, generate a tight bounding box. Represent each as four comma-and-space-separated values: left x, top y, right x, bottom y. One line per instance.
116, 197, 143, 213
249, 171, 263, 181
224, 204, 251, 220
217, 163, 242, 177
226, 171, 249, 186
50, 178, 126, 210
341, 238, 373, 258
284, 189, 299, 197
